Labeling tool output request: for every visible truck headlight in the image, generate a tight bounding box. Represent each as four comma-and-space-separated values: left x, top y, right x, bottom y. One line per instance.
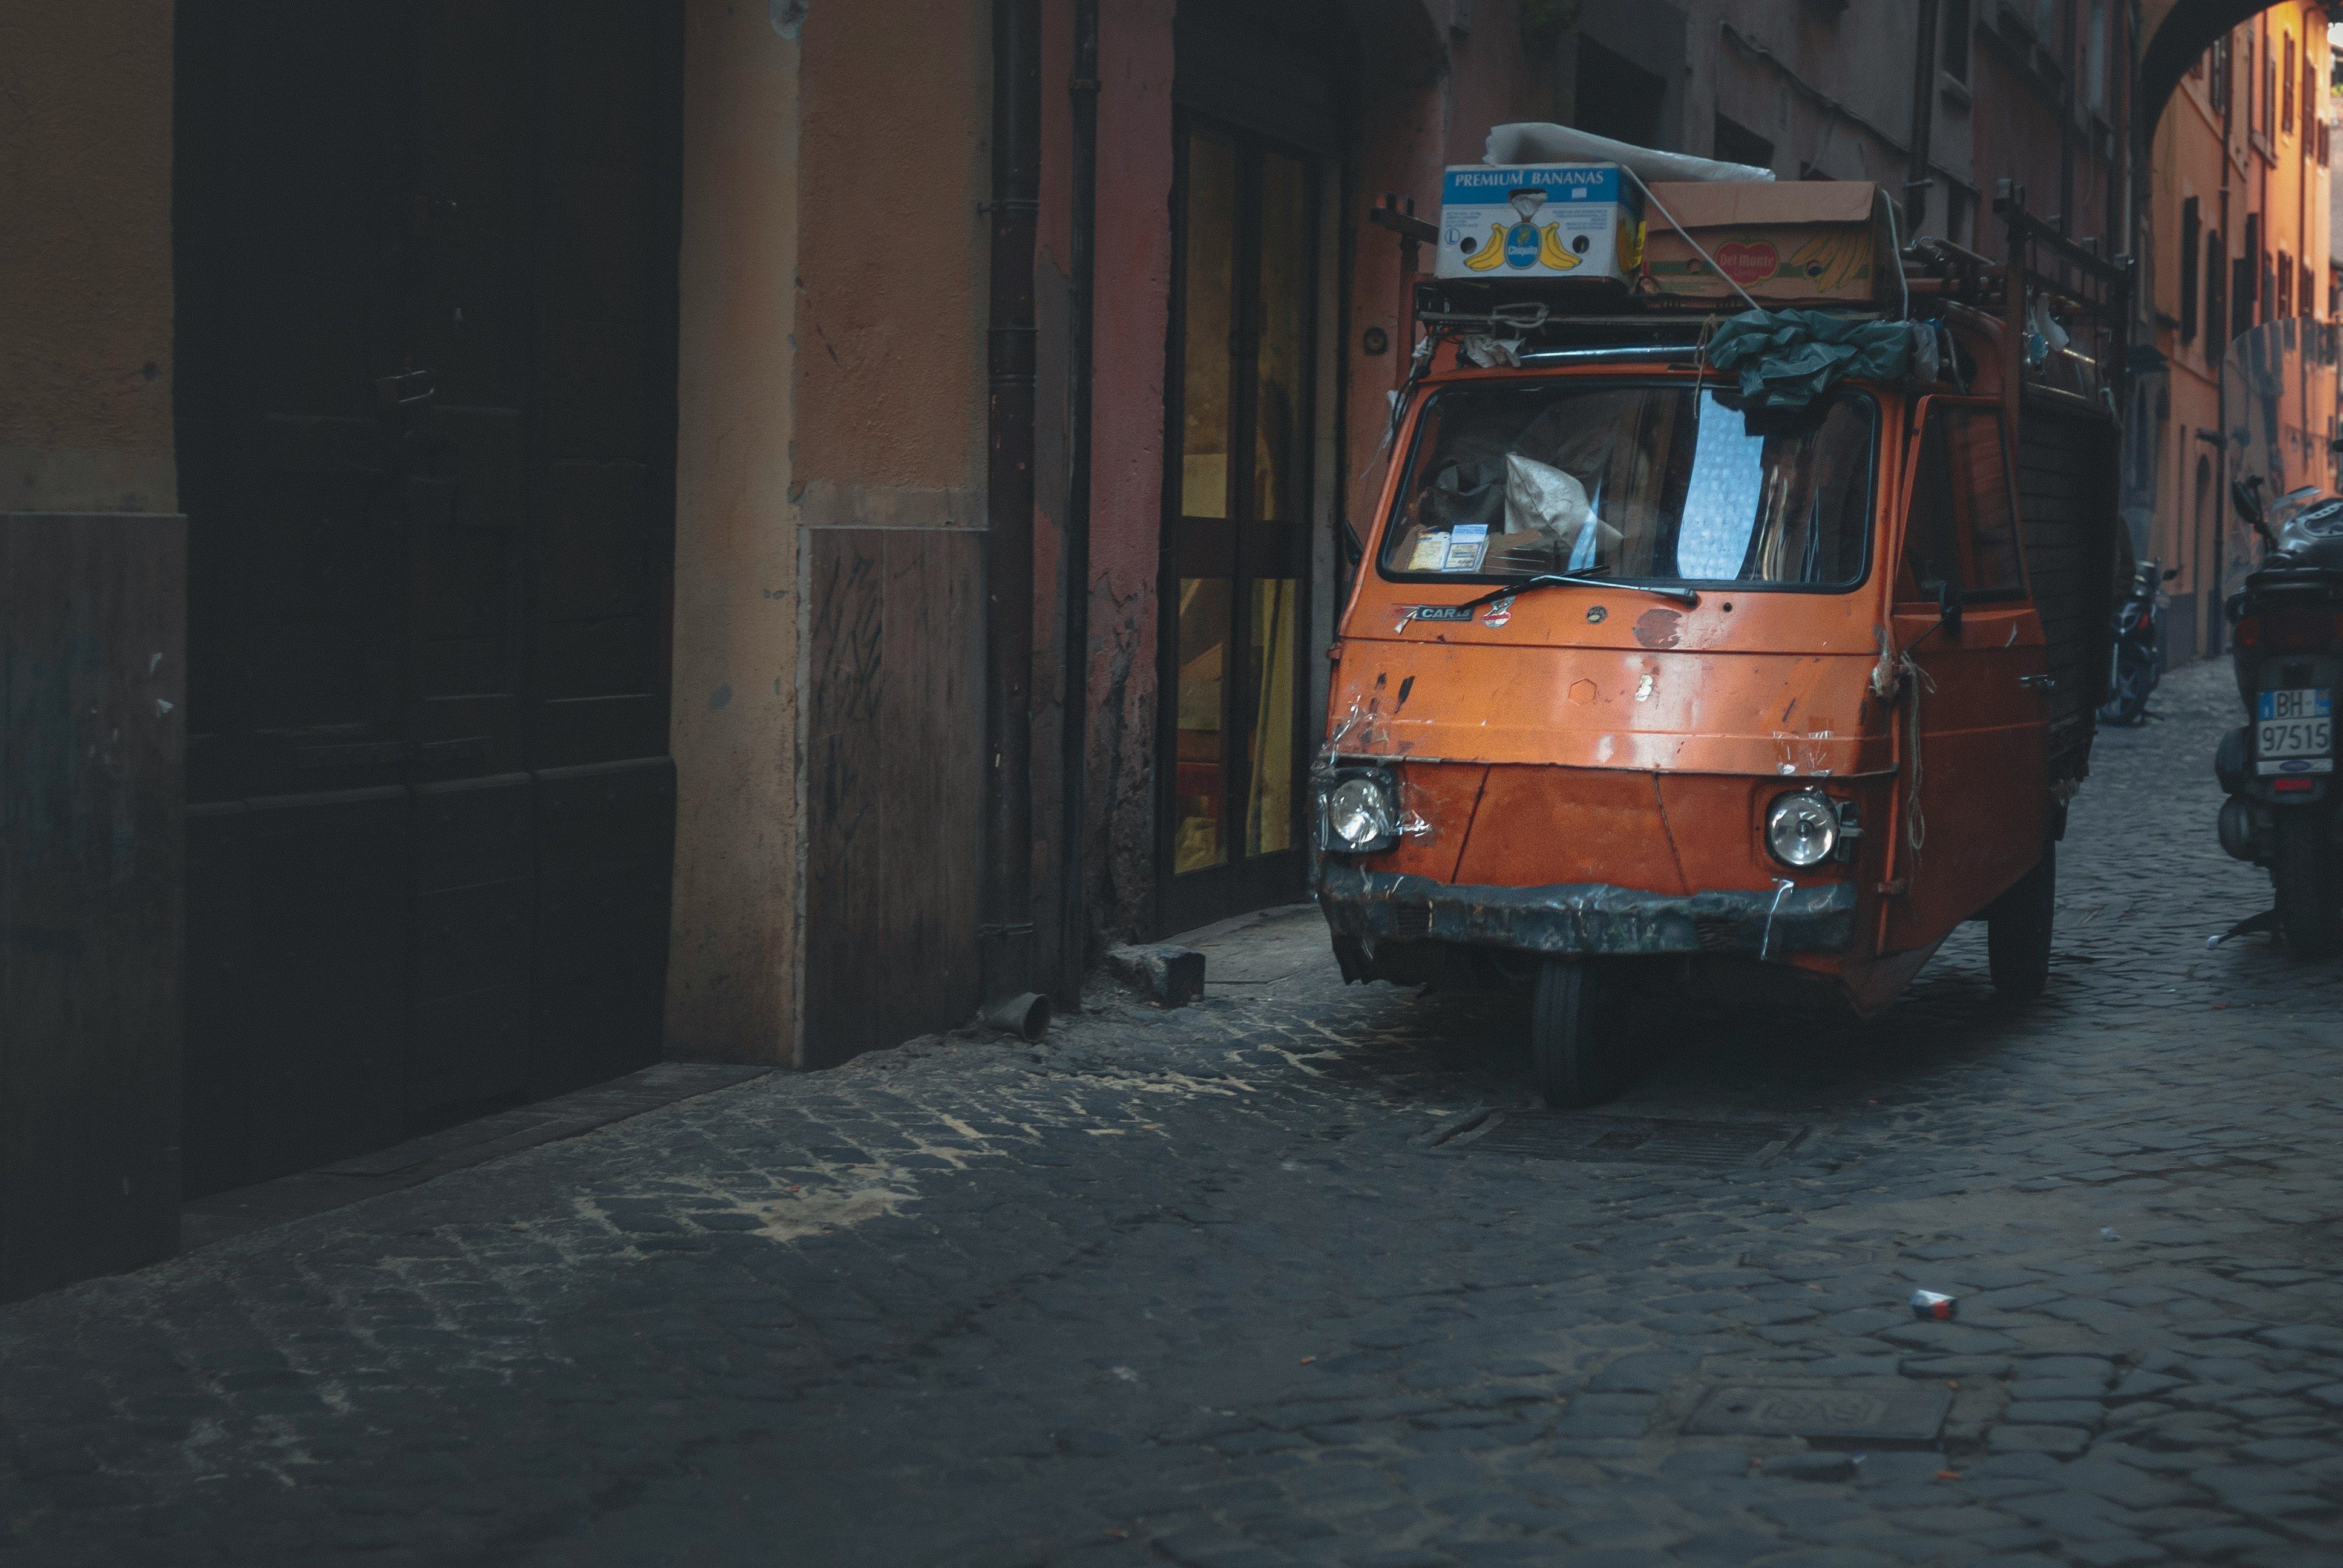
1765, 790, 1840, 868
1318, 770, 1399, 854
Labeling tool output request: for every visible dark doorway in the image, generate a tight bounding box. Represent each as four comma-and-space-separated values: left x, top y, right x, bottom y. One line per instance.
1160, 0, 1342, 938
1576, 37, 1668, 150
172, 0, 682, 1195
1159, 120, 1320, 935
1714, 114, 1775, 172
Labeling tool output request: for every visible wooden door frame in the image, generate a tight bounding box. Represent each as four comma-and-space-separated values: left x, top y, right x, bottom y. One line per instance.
1154, 111, 1322, 938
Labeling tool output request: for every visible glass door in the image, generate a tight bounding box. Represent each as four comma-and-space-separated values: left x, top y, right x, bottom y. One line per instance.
1160, 118, 1317, 934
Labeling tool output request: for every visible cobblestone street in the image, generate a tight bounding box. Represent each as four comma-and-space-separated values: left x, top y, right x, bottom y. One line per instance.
4, 654, 2341, 1567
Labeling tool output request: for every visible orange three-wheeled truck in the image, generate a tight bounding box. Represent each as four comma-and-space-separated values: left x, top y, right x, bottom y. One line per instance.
1314, 158, 2127, 1107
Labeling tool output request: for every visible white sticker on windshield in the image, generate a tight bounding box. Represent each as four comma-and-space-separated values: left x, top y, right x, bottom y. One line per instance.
1444, 523, 1488, 572
1675, 393, 1767, 580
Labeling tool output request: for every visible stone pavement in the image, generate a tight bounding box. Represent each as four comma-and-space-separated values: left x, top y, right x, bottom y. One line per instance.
4, 655, 2341, 1568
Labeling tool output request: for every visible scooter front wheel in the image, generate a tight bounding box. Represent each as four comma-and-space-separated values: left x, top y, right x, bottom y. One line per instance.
2097, 647, 2155, 726
2272, 809, 2341, 958
1530, 959, 1625, 1108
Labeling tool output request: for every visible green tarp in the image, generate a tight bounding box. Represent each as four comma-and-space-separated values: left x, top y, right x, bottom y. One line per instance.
1705, 309, 1913, 410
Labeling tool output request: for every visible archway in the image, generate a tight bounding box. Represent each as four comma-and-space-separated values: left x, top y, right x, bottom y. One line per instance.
2139, 1, 2304, 142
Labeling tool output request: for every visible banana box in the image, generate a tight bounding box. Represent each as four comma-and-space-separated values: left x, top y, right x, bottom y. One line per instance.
1435, 163, 1645, 283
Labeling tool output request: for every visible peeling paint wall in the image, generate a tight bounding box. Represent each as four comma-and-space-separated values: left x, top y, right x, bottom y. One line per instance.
794, 0, 992, 1065
1084, 0, 1178, 942
666, 0, 804, 1064
0, 0, 183, 1299
0, 0, 178, 512
795, 1, 991, 490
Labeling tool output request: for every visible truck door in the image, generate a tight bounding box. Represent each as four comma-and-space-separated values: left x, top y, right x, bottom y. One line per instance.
1884, 397, 2051, 952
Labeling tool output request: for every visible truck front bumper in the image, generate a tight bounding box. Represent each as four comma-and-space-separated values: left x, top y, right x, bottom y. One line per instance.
1316, 864, 1859, 960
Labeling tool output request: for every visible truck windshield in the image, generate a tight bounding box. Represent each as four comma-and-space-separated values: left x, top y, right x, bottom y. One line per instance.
1380, 381, 1876, 590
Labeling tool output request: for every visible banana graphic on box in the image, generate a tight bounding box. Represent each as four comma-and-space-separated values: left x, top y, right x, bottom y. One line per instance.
1461, 188, 1582, 273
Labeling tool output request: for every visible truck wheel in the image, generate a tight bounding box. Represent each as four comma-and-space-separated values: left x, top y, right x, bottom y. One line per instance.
1530, 959, 1625, 1108
1987, 843, 2055, 999
2272, 811, 2341, 958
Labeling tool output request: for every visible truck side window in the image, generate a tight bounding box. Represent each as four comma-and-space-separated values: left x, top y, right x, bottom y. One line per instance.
1905, 404, 2026, 601
1955, 412, 2026, 594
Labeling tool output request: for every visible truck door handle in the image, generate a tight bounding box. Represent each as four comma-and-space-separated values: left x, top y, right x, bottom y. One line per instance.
2019, 674, 2059, 691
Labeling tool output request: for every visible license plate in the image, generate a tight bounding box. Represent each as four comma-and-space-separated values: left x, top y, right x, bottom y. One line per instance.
2256, 687, 2335, 775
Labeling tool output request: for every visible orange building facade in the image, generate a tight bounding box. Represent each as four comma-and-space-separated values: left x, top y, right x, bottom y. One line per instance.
2143, 5, 2334, 662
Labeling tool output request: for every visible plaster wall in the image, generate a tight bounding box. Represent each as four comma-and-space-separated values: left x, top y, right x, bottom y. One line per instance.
791, 0, 992, 1065
0, 0, 184, 1299
794, 0, 991, 495
0, 0, 177, 513
2148, 67, 2232, 629
665, 0, 804, 1063
1083, 0, 1177, 939
1441, 1, 1565, 163
1694, 2, 1926, 183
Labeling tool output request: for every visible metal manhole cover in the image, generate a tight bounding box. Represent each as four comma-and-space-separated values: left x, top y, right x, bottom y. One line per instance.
1686, 1385, 1951, 1443
1440, 1111, 1807, 1168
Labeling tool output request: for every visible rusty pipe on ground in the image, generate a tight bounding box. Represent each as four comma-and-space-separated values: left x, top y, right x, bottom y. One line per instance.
982, 0, 1044, 1030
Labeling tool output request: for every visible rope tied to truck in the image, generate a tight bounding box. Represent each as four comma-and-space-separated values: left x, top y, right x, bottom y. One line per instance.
1871, 626, 1937, 858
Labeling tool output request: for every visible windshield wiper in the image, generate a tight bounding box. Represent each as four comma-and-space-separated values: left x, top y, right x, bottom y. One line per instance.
1454, 568, 1700, 610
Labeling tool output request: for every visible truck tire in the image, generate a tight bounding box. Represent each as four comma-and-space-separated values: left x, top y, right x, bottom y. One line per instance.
2272, 809, 2341, 958
1987, 843, 2056, 999
1530, 959, 1625, 1108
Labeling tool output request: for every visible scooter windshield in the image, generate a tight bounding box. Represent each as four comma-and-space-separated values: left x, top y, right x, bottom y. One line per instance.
1380, 381, 1875, 590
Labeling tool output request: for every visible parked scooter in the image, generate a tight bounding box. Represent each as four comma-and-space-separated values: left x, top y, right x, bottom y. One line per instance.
2097, 558, 2176, 727
2216, 475, 2343, 955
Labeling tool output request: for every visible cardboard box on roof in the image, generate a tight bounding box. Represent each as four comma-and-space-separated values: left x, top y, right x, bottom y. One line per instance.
1435, 163, 1645, 284
1640, 181, 1892, 305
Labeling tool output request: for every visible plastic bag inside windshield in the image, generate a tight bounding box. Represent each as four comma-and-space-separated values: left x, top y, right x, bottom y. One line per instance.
1383, 382, 1874, 588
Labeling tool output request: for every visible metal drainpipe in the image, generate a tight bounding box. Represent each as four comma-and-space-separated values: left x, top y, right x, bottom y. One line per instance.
1058, 0, 1100, 1008
2060, 0, 2077, 246
1906, 0, 1939, 234
981, 0, 1049, 1040
2213, 27, 2234, 655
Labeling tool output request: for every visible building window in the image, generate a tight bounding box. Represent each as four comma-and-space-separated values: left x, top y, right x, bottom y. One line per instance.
2085, 0, 2108, 114
2285, 33, 2296, 134
2266, 28, 2278, 139
2207, 230, 2227, 358
1573, 36, 1668, 152
2236, 214, 2259, 333
1714, 114, 1775, 174
2279, 250, 2294, 318
2179, 197, 2200, 344
2209, 36, 2230, 113
1943, 0, 1971, 83
2303, 263, 2316, 320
